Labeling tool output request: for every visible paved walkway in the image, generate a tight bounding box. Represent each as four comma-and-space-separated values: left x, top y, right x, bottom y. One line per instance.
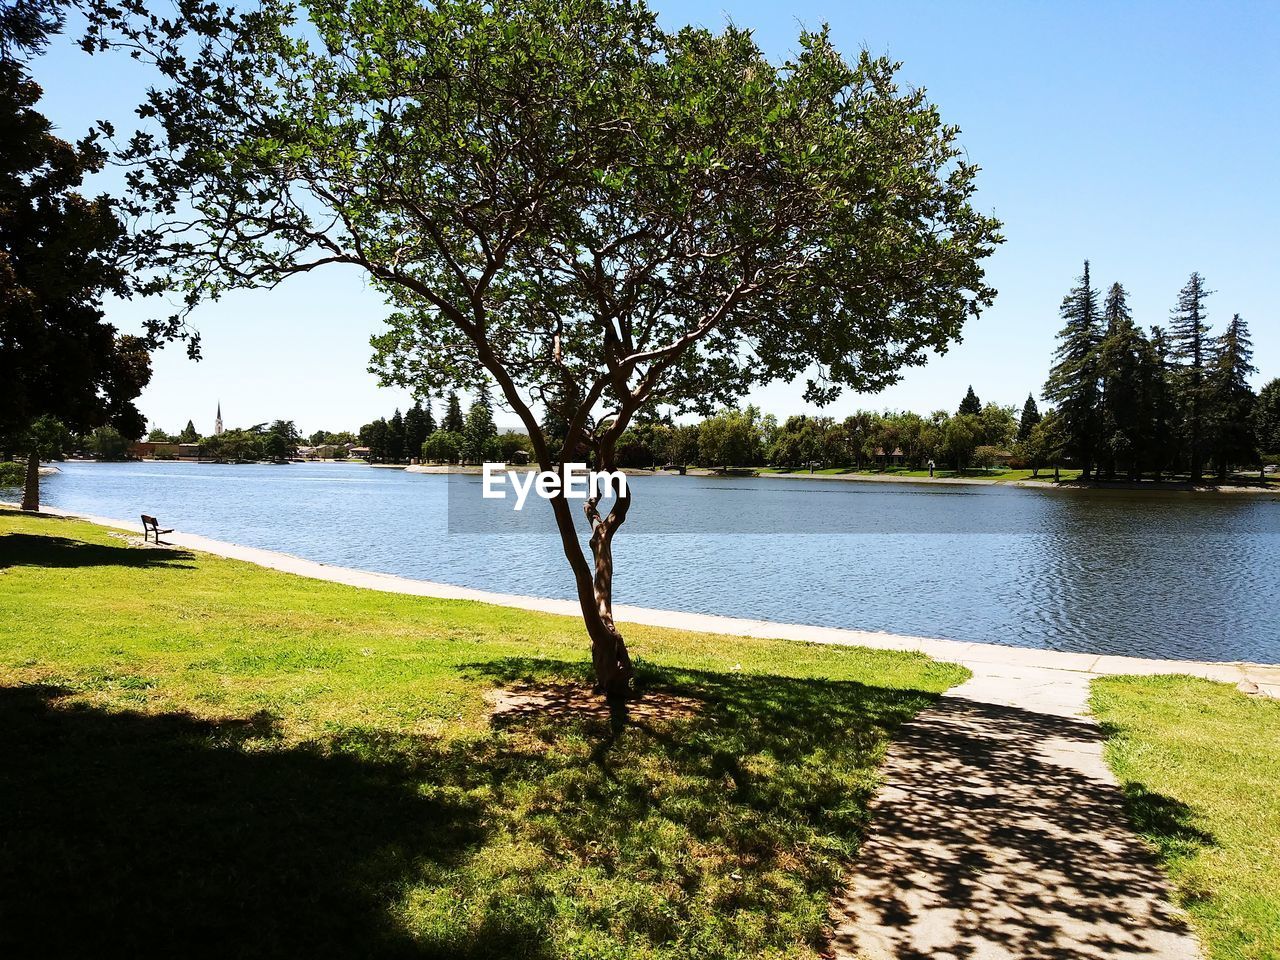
16, 505, 1280, 958
828, 663, 1202, 959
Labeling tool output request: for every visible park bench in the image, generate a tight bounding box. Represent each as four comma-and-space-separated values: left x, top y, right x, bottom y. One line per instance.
141, 515, 174, 545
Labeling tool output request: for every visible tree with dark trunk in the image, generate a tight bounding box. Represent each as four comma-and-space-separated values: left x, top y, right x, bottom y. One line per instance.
1044, 261, 1103, 479
1208, 314, 1258, 481
1, 5, 154, 509
1168, 272, 1213, 481
85, 0, 1002, 696
1096, 282, 1155, 480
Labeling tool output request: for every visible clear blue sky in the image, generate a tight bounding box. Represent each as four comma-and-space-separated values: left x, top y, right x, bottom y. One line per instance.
29, 0, 1280, 435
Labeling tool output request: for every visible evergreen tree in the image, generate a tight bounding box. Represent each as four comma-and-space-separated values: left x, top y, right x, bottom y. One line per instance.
1168, 272, 1212, 480
1254, 378, 1280, 461
1208, 314, 1258, 480
442, 391, 465, 433
1096, 282, 1154, 479
1016, 394, 1041, 443
359, 418, 388, 461
386, 408, 405, 462
422, 395, 436, 436
179, 420, 199, 443
1142, 327, 1177, 479
957, 385, 982, 417
1043, 261, 1103, 479
403, 401, 428, 460
462, 386, 498, 463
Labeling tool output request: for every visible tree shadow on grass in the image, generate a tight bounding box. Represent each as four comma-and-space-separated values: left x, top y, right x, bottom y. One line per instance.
0, 532, 195, 570
0, 685, 544, 960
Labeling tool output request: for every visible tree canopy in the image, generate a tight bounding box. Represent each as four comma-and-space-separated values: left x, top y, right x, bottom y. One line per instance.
85, 0, 1001, 694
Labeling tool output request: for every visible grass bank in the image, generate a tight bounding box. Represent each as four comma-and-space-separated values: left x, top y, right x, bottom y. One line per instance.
1092, 676, 1280, 960
0, 509, 966, 959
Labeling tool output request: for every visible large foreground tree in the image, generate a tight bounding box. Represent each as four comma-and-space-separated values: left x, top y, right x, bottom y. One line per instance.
1, 0, 152, 510
86, 0, 1001, 695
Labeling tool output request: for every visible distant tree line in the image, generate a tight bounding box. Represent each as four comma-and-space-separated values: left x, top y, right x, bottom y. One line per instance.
1045, 262, 1271, 481
358, 388, 532, 465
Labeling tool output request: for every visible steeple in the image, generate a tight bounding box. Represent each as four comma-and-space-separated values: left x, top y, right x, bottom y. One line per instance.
215, 402, 224, 436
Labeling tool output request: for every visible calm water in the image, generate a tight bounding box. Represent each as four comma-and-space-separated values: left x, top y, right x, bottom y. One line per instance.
12, 461, 1280, 663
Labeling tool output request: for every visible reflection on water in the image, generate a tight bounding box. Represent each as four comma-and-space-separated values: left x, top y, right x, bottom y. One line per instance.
19, 461, 1280, 663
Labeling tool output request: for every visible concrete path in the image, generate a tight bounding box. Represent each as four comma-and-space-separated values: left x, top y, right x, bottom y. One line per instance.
14, 504, 1279, 959
828, 663, 1202, 959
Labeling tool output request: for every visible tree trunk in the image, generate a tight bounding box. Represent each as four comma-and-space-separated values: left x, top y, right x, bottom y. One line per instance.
20, 449, 39, 512
543, 462, 634, 699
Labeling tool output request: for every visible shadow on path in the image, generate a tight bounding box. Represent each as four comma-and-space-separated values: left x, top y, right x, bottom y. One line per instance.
830, 695, 1205, 959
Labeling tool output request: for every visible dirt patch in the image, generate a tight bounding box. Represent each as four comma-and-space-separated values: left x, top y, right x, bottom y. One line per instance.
485, 683, 702, 724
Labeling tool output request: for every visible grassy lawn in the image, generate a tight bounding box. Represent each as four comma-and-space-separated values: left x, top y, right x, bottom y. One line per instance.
0, 509, 966, 959
1091, 676, 1280, 960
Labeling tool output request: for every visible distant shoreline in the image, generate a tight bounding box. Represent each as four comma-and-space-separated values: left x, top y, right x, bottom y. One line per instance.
52, 458, 1279, 495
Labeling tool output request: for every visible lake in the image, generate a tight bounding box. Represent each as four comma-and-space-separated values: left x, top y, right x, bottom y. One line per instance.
11, 460, 1280, 663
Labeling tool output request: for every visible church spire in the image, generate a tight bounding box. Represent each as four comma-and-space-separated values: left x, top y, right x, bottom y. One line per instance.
215, 402, 224, 436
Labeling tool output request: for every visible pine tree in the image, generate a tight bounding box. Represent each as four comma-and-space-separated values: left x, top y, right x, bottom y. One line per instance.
1016, 394, 1041, 443
1168, 272, 1212, 480
403, 401, 428, 460
386, 408, 405, 462
1145, 327, 1178, 479
1208, 314, 1258, 481
1096, 283, 1154, 479
443, 391, 465, 433
1256, 378, 1280, 462
463, 386, 498, 463
1043, 261, 1103, 479
957, 385, 982, 417
179, 420, 199, 443
422, 395, 436, 436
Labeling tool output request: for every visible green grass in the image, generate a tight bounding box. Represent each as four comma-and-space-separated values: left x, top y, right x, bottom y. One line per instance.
1091, 676, 1280, 960
0, 509, 967, 958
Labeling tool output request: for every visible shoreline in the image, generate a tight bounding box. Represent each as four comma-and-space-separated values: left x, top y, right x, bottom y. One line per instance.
9, 502, 1279, 696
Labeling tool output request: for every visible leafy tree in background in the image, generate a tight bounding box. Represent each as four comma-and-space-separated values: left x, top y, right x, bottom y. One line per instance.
1168, 272, 1212, 481
698, 407, 764, 470
85, 0, 1001, 695
1208, 314, 1258, 481
86, 425, 130, 460
941, 413, 980, 472
147, 427, 174, 442
1044, 261, 1103, 479
957, 385, 982, 417
0, 4, 154, 509
977, 402, 1017, 448
666, 424, 701, 468
263, 420, 300, 462
308, 429, 326, 446
1017, 394, 1041, 443
442, 393, 465, 435
179, 420, 199, 443
421, 430, 462, 464
1024, 410, 1066, 478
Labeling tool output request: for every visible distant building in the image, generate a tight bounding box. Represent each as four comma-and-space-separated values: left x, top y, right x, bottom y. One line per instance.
214, 402, 224, 436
